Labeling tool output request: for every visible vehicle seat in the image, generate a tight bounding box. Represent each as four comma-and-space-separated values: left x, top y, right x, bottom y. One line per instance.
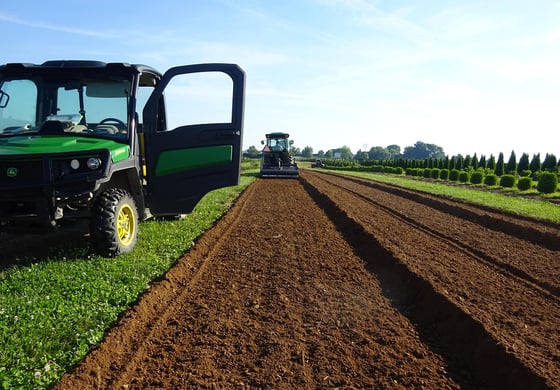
93, 124, 118, 135
69, 124, 88, 133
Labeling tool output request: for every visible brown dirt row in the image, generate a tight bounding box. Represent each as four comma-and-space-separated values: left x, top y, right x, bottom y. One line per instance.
301, 171, 560, 389
54, 170, 559, 389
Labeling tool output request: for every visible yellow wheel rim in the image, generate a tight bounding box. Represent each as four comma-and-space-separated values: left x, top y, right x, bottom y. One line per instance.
117, 204, 136, 246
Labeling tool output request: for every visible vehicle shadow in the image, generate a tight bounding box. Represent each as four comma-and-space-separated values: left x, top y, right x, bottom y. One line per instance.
0, 225, 92, 271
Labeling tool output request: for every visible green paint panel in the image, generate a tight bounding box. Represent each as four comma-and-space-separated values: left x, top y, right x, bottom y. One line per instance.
110, 145, 130, 163
156, 145, 233, 177
0, 135, 129, 162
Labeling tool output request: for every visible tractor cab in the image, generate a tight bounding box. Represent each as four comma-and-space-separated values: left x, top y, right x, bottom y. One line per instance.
260, 132, 299, 178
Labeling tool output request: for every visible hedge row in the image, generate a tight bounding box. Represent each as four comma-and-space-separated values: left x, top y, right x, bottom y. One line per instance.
408, 168, 559, 193
410, 168, 558, 194
327, 164, 558, 194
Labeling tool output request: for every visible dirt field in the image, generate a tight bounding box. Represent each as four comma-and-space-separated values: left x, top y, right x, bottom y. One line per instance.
53, 170, 560, 389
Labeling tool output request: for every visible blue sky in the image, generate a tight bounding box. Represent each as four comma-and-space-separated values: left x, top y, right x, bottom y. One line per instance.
1, 0, 559, 158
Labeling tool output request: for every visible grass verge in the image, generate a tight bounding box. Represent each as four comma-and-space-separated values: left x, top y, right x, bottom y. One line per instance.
0, 170, 257, 389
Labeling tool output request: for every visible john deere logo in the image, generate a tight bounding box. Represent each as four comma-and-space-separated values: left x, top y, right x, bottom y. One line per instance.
6, 167, 18, 177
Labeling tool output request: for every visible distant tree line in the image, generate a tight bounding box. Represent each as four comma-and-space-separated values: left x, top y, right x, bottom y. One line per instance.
245, 141, 447, 161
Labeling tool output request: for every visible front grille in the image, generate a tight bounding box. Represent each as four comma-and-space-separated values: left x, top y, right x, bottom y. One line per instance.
0, 158, 45, 183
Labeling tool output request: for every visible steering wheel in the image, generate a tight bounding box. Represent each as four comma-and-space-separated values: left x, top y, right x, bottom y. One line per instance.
99, 118, 126, 128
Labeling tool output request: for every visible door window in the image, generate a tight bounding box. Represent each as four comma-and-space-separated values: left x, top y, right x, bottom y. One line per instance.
162, 72, 233, 130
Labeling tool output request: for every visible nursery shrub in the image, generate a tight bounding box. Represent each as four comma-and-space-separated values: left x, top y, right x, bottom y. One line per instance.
439, 169, 449, 180
537, 172, 558, 194
470, 171, 484, 184
517, 177, 532, 191
484, 174, 498, 186
423, 168, 432, 178
531, 171, 542, 181
449, 169, 460, 181
500, 174, 516, 188
383, 166, 394, 173
411, 168, 421, 177
458, 171, 470, 183
431, 168, 440, 179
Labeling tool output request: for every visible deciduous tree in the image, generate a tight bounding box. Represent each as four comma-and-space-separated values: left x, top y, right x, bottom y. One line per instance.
301, 146, 314, 158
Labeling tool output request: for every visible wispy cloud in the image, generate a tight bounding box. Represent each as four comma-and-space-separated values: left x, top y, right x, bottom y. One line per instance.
0, 12, 116, 38
314, 0, 428, 41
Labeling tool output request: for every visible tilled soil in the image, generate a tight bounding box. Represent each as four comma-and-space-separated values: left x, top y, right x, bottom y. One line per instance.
54, 170, 560, 389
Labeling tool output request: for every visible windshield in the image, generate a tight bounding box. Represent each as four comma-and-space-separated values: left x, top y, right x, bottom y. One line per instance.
0, 75, 132, 141
267, 136, 289, 151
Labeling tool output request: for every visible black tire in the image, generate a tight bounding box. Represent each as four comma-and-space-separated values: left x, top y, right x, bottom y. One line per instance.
90, 189, 139, 257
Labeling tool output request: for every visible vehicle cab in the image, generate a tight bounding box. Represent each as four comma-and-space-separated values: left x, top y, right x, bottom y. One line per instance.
0, 60, 245, 255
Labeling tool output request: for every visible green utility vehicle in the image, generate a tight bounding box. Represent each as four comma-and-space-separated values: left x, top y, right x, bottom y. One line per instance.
0, 60, 245, 256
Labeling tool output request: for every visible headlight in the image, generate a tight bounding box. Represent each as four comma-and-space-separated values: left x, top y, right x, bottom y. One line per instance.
70, 159, 80, 170
86, 157, 101, 170
54, 153, 107, 180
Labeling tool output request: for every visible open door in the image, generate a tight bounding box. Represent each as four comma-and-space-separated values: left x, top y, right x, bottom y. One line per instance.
143, 63, 245, 215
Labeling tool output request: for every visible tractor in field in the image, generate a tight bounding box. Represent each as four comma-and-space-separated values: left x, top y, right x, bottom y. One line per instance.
0, 60, 245, 256
311, 159, 324, 168
259, 132, 299, 178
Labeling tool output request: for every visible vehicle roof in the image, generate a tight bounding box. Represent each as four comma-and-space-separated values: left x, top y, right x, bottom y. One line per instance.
0, 60, 162, 77
265, 132, 290, 138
